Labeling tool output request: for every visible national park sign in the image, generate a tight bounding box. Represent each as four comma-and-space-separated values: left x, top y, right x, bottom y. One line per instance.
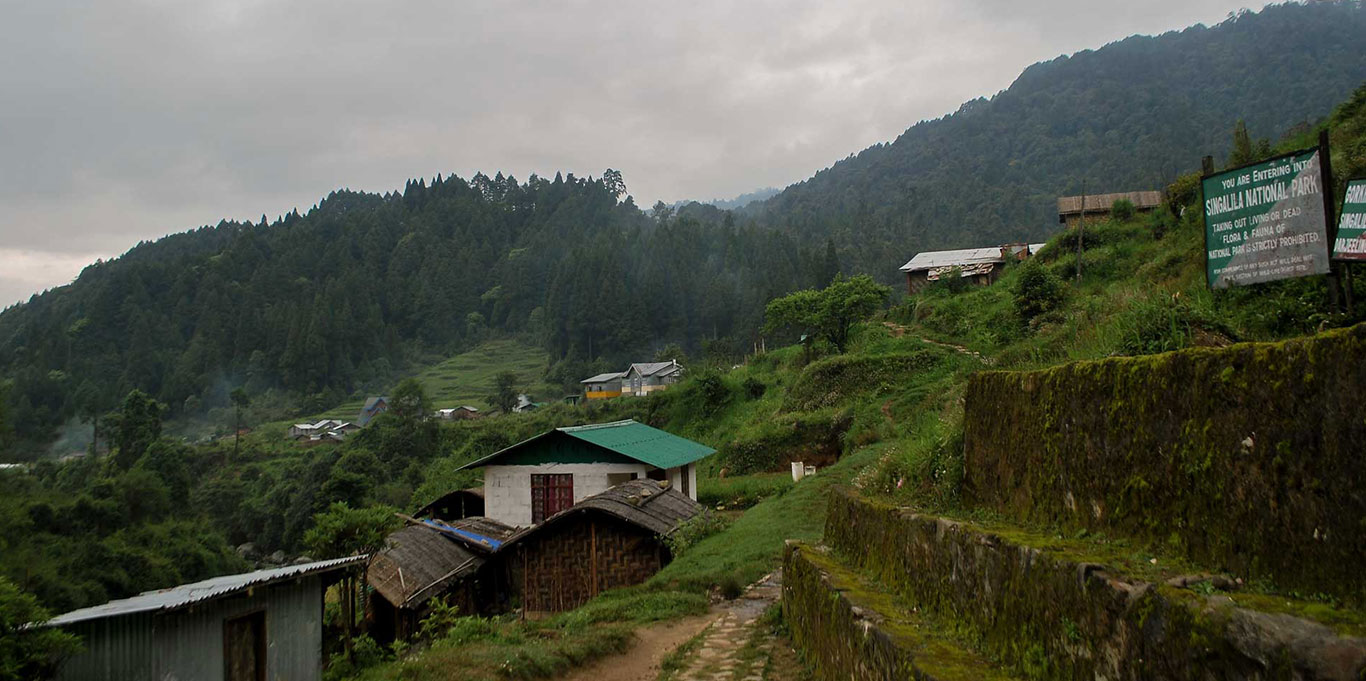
1202, 148, 1331, 288
1332, 178, 1366, 261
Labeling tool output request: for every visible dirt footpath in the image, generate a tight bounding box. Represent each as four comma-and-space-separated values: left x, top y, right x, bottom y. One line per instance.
558, 571, 800, 681
556, 614, 717, 681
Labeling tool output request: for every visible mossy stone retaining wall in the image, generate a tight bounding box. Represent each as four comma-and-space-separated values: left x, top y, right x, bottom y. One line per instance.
963, 323, 1366, 604
823, 487, 1366, 681
782, 542, 918, 680
782, 541, 1019, 681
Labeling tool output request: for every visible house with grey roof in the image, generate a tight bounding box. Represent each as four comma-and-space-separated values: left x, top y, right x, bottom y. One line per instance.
898, 243, 1045, 294
621, 360, 684, 397
38, 557, 364, 681
357, 396, 389, 426
580, 371, 626, 399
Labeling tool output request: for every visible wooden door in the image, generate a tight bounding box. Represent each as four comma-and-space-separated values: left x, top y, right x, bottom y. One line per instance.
224, 611, 266, 681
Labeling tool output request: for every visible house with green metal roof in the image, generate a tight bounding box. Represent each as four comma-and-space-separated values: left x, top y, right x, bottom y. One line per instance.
458, 420, 715, 527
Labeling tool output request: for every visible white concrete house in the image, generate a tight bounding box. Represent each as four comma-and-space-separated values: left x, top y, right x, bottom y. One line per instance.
457, 420, 715, 527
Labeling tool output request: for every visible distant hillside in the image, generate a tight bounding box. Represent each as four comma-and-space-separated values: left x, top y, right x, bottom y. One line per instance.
0, 174, 829, 454
750, 1, 1366, 276
673, 187, 781, 212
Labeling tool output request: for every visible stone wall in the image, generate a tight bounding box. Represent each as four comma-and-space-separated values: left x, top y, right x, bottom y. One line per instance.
963, 323, 1366, 604
781, 542, 918, 681
823, 487, 1366, 681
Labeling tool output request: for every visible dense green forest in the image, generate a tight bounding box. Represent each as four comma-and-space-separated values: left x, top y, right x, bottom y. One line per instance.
0, 176, 834, 455
2, 1, 1365, 455
746, 1, 1366, 274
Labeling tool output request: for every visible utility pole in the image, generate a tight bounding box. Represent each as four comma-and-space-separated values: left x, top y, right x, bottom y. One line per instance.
1076, 180, 1085, 282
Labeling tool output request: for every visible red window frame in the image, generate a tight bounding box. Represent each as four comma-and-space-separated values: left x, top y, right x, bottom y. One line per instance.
531, 474, 574, 523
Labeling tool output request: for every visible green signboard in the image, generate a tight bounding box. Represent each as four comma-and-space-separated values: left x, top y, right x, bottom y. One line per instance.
1332, 178, 1366, 261
1202, 148, 1331, 288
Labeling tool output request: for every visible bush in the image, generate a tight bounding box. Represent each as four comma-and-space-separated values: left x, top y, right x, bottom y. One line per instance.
665, 510, 730, 556
741, 377, 767, 400
1111, 198, 1136, 221
1013, 261, 1065, 326
719, 410, 851, 474
1108, 290, 1234, 356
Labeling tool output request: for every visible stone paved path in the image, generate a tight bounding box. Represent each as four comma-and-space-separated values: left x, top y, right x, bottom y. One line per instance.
670, 570, 786, 681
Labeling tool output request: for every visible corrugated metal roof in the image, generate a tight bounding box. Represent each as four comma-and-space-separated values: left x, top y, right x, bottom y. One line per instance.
1028, 243, 1048, 254
580, 372, 626, 384
41, 556, 365, 627
626, 362, 681, 377
899, 247, 1005, 272
459, 420, 715, 471
558, 420, 714, 469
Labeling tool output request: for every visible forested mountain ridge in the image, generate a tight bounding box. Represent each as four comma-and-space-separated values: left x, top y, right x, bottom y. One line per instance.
2, 1, 1365, 455
748, 1, 1366, 275
0, 174, 833, 454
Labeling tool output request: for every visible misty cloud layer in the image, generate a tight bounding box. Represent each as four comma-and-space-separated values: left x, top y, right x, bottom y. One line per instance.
0, 0, 1250, 306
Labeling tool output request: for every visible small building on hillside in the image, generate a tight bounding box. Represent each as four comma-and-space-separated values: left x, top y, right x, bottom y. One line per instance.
580, 371, 626, 400
39, 557, 364, 681
621, 361, 684, 397
436, 406, 481, 421
500, 479, 701, 613
367, 518, 515, 642
511, 394, 545, 414
414, 487, 486, 521
357, 396, 390, 426
1057, 190, 1162, 227
458, 419, 714, 527
899, 244, 1045, 295
289, 419, 360, 441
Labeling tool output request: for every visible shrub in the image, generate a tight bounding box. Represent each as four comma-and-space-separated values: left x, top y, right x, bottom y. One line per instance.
719, 410, 851, 474
665, 510, 730, 556
1108, 290, 1234, 355
717, 574, 744, 600
1111, 198, 1136, 221
1013, 261, 1065, 326
741, 377, 767, 400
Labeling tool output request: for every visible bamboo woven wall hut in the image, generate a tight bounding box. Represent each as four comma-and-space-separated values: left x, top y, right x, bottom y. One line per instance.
500, 479, 701, 613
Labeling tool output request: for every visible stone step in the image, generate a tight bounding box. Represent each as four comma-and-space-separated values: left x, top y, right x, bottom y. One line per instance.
823, 486, 1366, 680
782, 541, 1023, 681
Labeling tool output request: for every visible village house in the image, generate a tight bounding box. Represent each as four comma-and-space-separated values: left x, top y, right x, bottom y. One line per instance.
512, 393, 545, 413
288, 419, 361, 441
39, 557, 364, 681
435, 405, 481, 421
578, 361, 684, 400
357, 395, 389, 426
622, 361, 684, 396
580, 371, 625, 400
1057, 190, 1162, 227
458, 419, 713, 527
367, 517, 516, 642
501, 478, 700, 613
899, 243, 1045, 294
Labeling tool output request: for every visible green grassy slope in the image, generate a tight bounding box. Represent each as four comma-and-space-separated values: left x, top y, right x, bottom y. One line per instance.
315, 339, 559, 420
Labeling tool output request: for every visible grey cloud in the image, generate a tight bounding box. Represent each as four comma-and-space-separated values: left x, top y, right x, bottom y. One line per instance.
0, 0, 1250, 305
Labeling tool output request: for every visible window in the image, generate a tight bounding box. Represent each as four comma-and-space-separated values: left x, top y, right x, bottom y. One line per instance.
606, 472, 636, 487
531, 474, 573, 523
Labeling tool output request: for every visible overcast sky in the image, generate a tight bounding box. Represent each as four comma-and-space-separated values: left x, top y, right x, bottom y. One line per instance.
0, 0, 1255, 307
